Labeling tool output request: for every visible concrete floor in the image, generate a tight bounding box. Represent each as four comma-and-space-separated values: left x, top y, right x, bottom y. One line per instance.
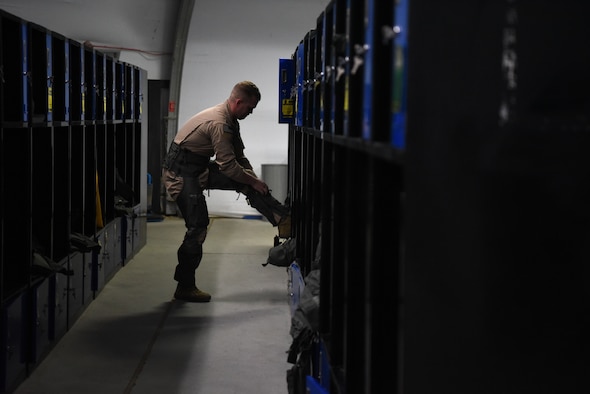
13, 216, 293, 394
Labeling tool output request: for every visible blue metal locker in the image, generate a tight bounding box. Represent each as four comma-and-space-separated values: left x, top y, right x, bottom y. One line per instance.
343, 0, 364, 137
361, 0, 376, 140
306, 375, 329, 394
320, 7, 331, 133
115, 61, 124, 120
48, 258, 69, 341
129, 64, 135, 120
67, 40, 84, 122
84, 47, 96, 120
295, 41, 305, 127
0, 294, 26, 393
29, 23, 53, 123
136, 68, 143, 121
391, 0, 409, 149
46, 31, 53, 123
64, 38, 70, 122
105, 56, 114, 121
0, 11, 30, 124
21, 22, 29, 123
96, 52, 106, 121
361, 0, 396, 143
331, 0, 346, 135
67, 252, 86, 325
317, 11, 327, 132
278, 58, 295, 124
32, 278, 50, 363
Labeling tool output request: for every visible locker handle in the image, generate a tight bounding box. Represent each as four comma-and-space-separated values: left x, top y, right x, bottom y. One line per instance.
351, 44, 368, 75
381, 25, 402, 45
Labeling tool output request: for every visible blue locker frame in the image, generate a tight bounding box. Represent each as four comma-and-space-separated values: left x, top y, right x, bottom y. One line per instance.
64, 37, 70, 122
95, 51, 106, 122
84, 46, 96, 121
134, 67, 143, 121
28, 22, 53, 124
278, 58, 295, 124
391, 0, 409, 149
46, 31, 53, 123
294, 41, 305, 127
68, 40, 84, 123
0, 12, 29, 125
128, 64, 135, 120
105, 56, 115, 121
361, 0, 376, 140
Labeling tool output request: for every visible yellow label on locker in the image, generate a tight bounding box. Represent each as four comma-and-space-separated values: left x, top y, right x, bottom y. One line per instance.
103, 97, 107, 113
344, 77, 349, 112
48, 86, 53, 112
282, 98, 294, 117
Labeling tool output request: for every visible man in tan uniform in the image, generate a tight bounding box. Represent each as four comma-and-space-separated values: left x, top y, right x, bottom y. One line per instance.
162, 81, 290, 302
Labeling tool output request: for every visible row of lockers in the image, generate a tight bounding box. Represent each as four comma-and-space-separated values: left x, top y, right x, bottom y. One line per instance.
0, 9, 143, 126
279, 0, 408, 152
286, 0, 590, 393
283, 1, 408, 393
0, 215, 146, 393
0, 8, 148, 393
0, 121, 142, 304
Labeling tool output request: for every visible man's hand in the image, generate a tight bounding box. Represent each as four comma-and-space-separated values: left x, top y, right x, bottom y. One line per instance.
251, 178, 269, 195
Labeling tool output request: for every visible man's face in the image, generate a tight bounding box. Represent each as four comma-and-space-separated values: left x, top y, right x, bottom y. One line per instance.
235, 97, 258, 120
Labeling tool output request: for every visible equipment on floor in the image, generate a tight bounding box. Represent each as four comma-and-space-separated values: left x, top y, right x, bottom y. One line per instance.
264, 237, 296, 267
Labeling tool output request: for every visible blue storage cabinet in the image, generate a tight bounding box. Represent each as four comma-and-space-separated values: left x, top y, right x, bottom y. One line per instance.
278, 58, 295, 124
28, 22, 53, 124
0, 294, 26, 393
390, 0, 408, 149
31, 279, 51, 364
134, 67, 143, 122
132, 215, 147, 255
82, 251, 94, 307
294, 41, 305, 127
306, 375, 329, 394
68, 40, 84, 123
1, 9, 147, 391
105, 56, 115, 121
114, 61, 125, 120
46, 32, 69, 125
93, 219, 124, 294
83, 47, 96, 121
0, 11, 29, 125
95, 51, 106, 122
91, 229, 107, 295
361, 0, 394, 143
67, 252, 87, 325
49, 257, 70, 342
120, 214, 134, 262
124, 63, 134, 121
103, 218, 123, 281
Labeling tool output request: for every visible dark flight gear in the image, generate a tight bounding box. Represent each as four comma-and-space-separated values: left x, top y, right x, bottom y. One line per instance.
173, 176, 209, 288
243, 188, 290, 226
163, 142, 210, 177
163, 119, 292, 292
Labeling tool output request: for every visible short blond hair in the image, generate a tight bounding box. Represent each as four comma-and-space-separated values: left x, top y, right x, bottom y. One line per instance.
230, 81, 261, 102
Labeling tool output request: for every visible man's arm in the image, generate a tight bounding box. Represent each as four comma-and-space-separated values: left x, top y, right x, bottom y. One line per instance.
214, 131, 269, 194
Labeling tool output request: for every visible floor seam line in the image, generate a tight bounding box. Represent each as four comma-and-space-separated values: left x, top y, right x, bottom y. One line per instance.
123, 299, 175, 393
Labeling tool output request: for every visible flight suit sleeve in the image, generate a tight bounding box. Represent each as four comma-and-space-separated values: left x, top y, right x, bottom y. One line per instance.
211, 124, 257, 183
